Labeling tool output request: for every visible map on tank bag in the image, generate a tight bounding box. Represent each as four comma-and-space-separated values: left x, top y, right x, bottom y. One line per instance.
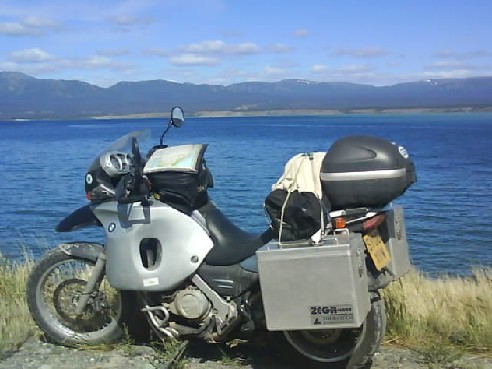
144, 144, 206, 174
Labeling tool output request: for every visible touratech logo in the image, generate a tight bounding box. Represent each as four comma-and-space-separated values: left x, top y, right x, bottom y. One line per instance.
311, 306, 352, 315
310, 305, 354, 325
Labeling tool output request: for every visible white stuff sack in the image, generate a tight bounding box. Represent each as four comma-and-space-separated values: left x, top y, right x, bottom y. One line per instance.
272, 152, 325, 197
270, 152, 327, 243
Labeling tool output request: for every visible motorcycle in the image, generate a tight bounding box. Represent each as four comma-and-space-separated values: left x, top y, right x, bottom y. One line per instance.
27, 106, 416, 369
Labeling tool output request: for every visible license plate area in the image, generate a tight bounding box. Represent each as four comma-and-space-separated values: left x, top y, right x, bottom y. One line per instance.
363, 230, 391, 271
379, 206, 412, 278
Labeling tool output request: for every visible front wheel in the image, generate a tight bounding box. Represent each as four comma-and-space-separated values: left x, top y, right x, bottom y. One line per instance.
279, 292, 386, 369
26, 247, 125, 346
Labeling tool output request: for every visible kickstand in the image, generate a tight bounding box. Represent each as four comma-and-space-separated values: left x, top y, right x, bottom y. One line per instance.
160, 340, 189, 369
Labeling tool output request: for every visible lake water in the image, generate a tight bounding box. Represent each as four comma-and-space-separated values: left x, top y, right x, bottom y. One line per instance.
1, 113, 491, 275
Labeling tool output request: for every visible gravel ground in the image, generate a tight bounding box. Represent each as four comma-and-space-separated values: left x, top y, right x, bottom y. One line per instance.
1, 338, 490, 369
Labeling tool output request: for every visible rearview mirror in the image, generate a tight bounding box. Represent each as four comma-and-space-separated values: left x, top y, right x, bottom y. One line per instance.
170, 106, 184, 128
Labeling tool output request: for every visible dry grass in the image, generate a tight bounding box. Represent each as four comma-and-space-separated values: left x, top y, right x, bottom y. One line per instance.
382, 267, 492, 354
1, 253, 491, 360
0, 255, 37, 357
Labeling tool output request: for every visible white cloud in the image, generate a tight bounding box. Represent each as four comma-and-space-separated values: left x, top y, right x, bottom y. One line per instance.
1, 51, 136, 80
0, 22, 39, 36
424, 60, 490, 72
421, 69, 477, 79
308, 63, 379, 83
0, 61, 19, 70
169, 54, 219, 66
96, 49, 132, 57
8, 48, 54, 62
264, 66, 287, 76
79, 56, 113, 69
420, 58, 492, 81
237, 66, 294, 82
270, 43, 294, 53
182, 40, 260, 55
58, 55, 136, 72
228, 42, 260, 55
145, 48, 170, 57
338, 64, 372, 74
425, 60, 464, 70
199, 67, 260, 85
108, 14, 154, 26
22, 16, 58, 28
311, 64, 328, 73
0, 16, 59, 36
185, 40, 226, 53
433, 49, 490, 59
293, 28, 309, 37
334, 47, 390, 58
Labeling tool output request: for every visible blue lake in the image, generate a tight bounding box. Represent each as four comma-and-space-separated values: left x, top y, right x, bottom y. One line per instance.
1, 113, 491, 275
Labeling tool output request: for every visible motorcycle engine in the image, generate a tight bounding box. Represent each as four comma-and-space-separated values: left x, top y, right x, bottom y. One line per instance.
169, 287, 211, 320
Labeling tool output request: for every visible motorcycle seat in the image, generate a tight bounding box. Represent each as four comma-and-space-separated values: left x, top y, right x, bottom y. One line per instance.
198, 201, 273, 266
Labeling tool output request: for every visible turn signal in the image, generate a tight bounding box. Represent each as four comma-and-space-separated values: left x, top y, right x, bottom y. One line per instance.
334, 217, 346, 229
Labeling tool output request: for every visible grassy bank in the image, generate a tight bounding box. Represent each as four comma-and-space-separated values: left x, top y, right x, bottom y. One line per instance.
382, 268, 492, 356
0, 256, 36, 356
1, 256, 491, 359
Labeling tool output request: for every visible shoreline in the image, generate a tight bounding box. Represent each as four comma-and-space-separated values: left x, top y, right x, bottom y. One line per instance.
3, 106, 492, 122
191, 106, 492, 118
94, 106, 492, 120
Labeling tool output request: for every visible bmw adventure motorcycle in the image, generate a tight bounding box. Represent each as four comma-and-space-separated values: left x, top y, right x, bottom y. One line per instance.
27, 107, 416, 369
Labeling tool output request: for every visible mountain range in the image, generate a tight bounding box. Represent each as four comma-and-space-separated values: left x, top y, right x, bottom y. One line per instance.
1, 71, 492, 120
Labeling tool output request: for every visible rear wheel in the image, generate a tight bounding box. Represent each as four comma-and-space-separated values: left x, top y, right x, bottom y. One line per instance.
26, 248, 126, 346
279, 292, 386, 369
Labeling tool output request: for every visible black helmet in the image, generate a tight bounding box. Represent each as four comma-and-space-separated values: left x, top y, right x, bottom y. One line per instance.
85, 151, 132, 202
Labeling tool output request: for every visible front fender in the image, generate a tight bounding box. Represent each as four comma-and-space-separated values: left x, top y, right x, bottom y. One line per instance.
56, 205, 101, 232
58, 242, 104, 261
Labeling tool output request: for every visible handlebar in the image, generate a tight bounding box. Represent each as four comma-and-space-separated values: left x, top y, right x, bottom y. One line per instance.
115, 170, 151, 205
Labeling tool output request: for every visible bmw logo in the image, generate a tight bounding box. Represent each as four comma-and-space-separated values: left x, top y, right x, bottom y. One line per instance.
85, 173, 93, 184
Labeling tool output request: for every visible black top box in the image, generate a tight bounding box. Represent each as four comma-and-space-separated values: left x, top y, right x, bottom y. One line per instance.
320, 136, 416, 210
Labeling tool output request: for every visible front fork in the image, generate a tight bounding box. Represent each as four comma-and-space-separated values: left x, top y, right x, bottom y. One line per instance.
74, 251, 107, 316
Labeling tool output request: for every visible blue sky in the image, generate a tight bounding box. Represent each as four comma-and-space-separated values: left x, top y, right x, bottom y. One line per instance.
1, 0, 491, 87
